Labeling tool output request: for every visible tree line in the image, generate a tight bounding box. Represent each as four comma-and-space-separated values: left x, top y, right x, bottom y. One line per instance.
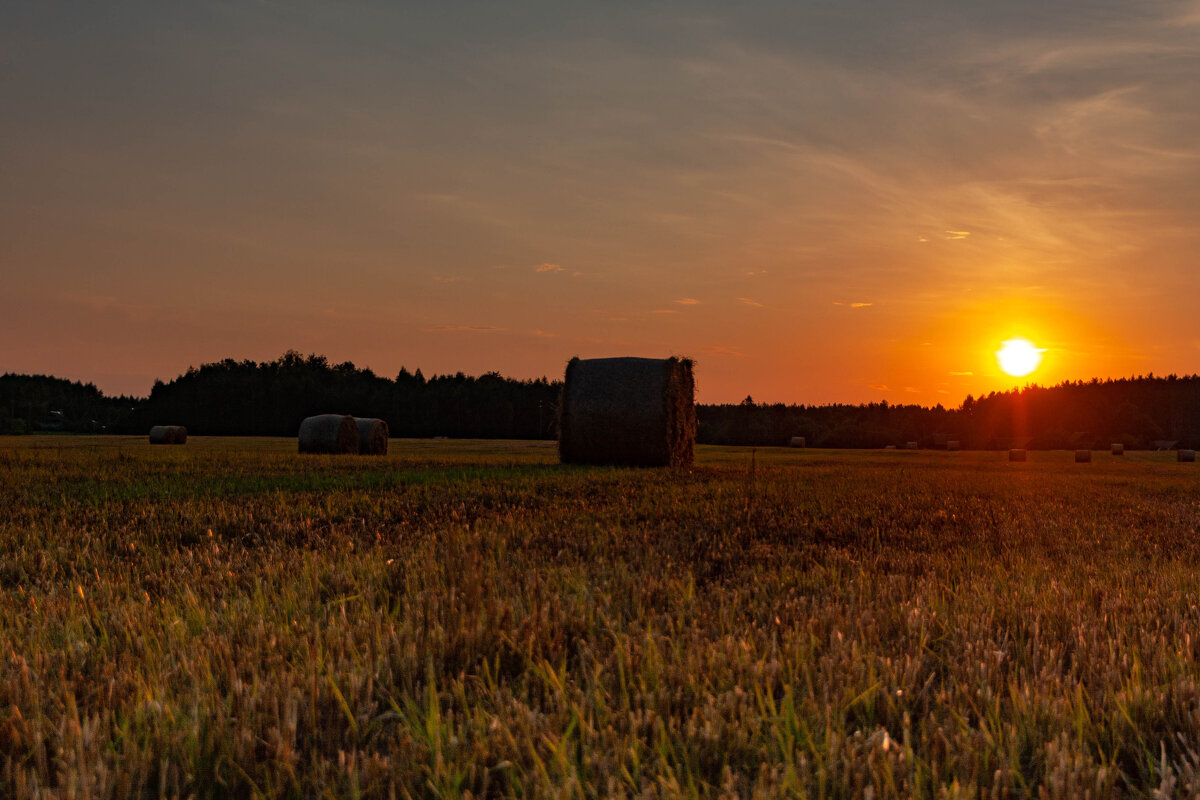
4, 353, 1200, 449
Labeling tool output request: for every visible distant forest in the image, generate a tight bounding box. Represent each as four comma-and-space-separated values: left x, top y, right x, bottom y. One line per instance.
4, 351, 1200, 449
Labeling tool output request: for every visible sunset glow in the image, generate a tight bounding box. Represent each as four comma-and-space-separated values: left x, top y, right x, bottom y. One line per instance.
996, 338, 1045, 378
3, 4, 1199, 404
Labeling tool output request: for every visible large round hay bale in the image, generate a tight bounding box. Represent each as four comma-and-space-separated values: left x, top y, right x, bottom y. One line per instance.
559, 356, 695, 467
355, 417, 389, 455
1075, 449, 1091, 463
149, 425, 187, 444
1179, 449, 1196, 463
1009, 448, 1026, 462
298, 414, 359, 454
906, 441, 918, 450
789, 436, 806, 448
1111, 443, 1124, 455
946, 440, 960, 451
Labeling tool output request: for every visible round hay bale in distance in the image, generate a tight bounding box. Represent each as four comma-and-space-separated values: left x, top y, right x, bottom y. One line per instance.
789, 436, 806, 448
1009, 448, 1026, 462
947, 440, 960, 451
355, 417, 389, 455
298, 414, 359, 454
1111, 443, 1124, 455
149, 425, 187, 445
559, 356, 695, 467
906, 441, 918, 450
1075, 449, 1092, 463
1179, 449, 1196, 463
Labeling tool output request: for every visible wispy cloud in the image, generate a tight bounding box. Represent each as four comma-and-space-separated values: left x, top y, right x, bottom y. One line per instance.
652, 309, 680, 314
535, 263, 565, 273
423, 325, 507, 333
949, 370, 974, 376
531, 329, 556, 338
943, 231, 971, 240
834, 301, 873, 308
868, 383, 890, 392
745, 269, 768, 277
738, 297, 763, 307
674, 297, 701, 305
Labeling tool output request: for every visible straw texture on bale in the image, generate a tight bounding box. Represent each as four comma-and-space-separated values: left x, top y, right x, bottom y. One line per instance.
559, 356, 695, 467
354, 418, 389, 455
1111, 443, 1125, 455
298, 414, 359, 454
1009, 449, 1027, 462
906, 442, 918, 450
1179, 449, 1196, 463
148, 425, 187, 445
789, 436, 806, 448
1075, 449, 1092, 463
947, 440, 960, 451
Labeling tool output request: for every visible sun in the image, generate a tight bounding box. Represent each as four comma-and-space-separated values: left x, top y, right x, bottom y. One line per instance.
996, 337, 1045, 377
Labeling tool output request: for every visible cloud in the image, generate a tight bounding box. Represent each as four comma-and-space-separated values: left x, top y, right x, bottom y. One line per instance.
833, 301, 872, 308
535, 263, 565, 272
943, 231, 971, 240
423, 325, 507, 333
696, 345, 745, 357
737, 297, 763, 307
674, 297, 701, 305
531, 329, 556, 338
904, 386, 919, 393
745, 269, 768, 277
868, 383, 890, 392
651, 309, 680, 314
949, 370, 974, 376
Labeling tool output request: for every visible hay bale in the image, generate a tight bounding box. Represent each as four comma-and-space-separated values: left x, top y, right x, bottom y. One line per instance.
884, 444, 897, 450
1179, 449, 1196, 463
906, 441, 918, 450
1075, 449, 1092, 463
789, 436, 806, 448
559, 356, 695, 467
149, 425, 187, 445
1009, 448, 1026, 462
947, 440, 960, 451
355, 417, 389, 455
298, 414, 359, 454
1111, 443, 1124, 456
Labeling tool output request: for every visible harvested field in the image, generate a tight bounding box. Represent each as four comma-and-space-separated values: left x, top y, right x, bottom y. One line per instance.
1, 437, 1199, 797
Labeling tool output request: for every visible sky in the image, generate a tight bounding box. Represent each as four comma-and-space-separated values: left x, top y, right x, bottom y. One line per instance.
3, 1, 1199, 404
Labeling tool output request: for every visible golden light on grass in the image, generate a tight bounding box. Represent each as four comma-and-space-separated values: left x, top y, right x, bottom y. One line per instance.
995, 337, 1045, 377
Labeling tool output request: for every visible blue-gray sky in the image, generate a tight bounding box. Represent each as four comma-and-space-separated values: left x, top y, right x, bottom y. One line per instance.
4, 1, 1199, 402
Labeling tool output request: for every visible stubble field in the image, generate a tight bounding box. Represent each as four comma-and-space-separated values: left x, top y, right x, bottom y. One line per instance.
2, 436, 1200, 798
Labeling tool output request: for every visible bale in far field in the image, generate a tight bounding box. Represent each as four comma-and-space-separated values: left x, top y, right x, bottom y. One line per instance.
1009, 449, 1027, 462
1075, 449, 1092, 463
298, 414, 359, 454
149, 425, 187, 445
789, 436, 806, 448
355, 417, 389, 455
559, 356, 695, 467
906, 441, 918, 450
1179, 449, 1196, 463
1112, 443, 1124, 455
947, 440, 960, 451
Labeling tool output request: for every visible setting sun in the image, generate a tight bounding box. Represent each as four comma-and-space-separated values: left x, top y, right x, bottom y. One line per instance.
996, 338, 1045, 377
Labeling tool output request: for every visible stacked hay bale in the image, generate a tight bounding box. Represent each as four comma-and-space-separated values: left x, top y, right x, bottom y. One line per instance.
1111, 443, 1124, 456
1009, 449, 1027, 462
906, 441, 918, 450
946, 440, 960, 451
559, 356, 695, 467
789, 436, 806, 448
884, 444, 897, 450
1178, 449, 1196, 463
355, 418, 389, 455
148, 425, 187, 444
1075, 449, 1092, 463
298, 414, 359, 454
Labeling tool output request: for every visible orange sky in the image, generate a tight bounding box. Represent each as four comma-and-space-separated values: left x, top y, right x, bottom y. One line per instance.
3, 3, 1199, 403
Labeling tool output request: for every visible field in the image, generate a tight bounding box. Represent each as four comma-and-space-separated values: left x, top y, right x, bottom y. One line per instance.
3, 437, 1200, 798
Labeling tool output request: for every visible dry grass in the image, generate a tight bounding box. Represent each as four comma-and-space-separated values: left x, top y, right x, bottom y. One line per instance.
0, 438, 1198, 797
